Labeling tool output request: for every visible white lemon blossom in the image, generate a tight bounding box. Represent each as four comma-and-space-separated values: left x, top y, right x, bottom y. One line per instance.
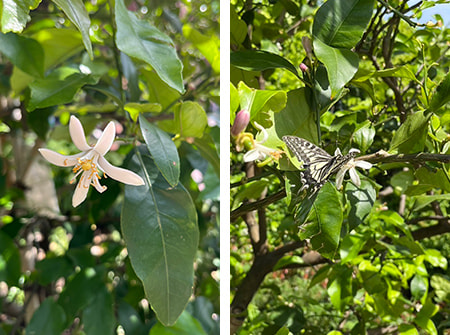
335, 149, 372, 189
243, 122, 281, 162
39, 116, 144, 207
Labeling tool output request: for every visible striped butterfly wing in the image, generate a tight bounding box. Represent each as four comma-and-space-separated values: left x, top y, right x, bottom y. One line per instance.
282, 136, 351, 196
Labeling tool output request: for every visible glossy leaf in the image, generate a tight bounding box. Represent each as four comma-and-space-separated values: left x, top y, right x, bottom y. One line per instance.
0, 0, 41, 33
25, 299, 66, 335
340, 234, 367, 263
183, 24, 220, 74
314, 38, 359, 98
390, 111, 429, 153
230, 7, 247, 45
415, 299, 438, 334
193, 134, 220, 177
353, 120, 375, 152
51, 0, 93, 59
0, 231, 21, 285
142, 70, 181, 110
274, 88, 317, 143
115, 0, 184, 93
231, 50, 299, 78
428, 71, 450, 113
83, 287, 115, 335
299, 183, 343, 259
328, 266, 353, 311
312, 0, 375, 48
411, 274, 428, 301
237, 81, 287, 128
28, 73, 97, 111
165, 101, 208, 138
11, 28, 85, 93
125, 102, 162, 122
0, 32, 44, 77
121, 150, 198, 326
149, 311, 207, 335
57, 267, 105, 322
140, 114, 180, 187
345, 179, 376, 231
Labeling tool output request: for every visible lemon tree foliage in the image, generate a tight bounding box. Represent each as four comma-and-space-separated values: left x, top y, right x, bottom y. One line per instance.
231, 0, 450, 334
0, 0, 219, 333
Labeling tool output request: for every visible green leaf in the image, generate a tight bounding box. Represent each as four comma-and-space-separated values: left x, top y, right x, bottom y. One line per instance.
328, 266, 353, 311
237, 81, 287, 128
0, 32, 44, 77
121, 52, 141, 102
274, 88, 317, 143
83, 287, 115, 335
35, 256, 73, 285
51, 0, 93, 59
25, 299, 66, 335
28, 72, 97, 111
141, 69, 181, 110
57, 267, 105, 321
27, 107, 54, 140
149, 311, 207, 335
115, 0, 184, 93
193, 134, 220, 177
0, 0, 41, 33
230, 6, 247, 46
340, 234, 367, 263
139, 114, 180, 187
312, 0, 375, 49
414, 167, 450, 193
299, 183, 343, 259
231, 50, 299, 78
170, 101, 208, 138
11, 28, 85, 93
390, 111, 430, 154
345, 179, 376, 231
414, 299, 438, 334
314, 38, 359, 98
353, 120, 375, 153
124, 102, 162, 122
411, 275, 428, 301
121, 150, 199, 326
0, 231, 21, 285
428, 71, 450, 114
183, 24, 219, 74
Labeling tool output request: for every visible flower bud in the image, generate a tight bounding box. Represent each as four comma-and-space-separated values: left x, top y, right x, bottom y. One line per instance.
231, 109, 250, 137
299, 63, 308, 72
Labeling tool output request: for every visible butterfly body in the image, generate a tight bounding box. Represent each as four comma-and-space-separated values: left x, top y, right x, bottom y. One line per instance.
282, 136, 357, 196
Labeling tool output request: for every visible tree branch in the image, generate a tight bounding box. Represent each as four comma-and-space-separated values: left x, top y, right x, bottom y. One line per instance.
231, 190, 286, 222
358, 150, 450, 164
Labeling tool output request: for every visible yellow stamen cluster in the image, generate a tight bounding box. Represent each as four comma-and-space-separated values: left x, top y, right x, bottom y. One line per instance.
70, 158, 102, 188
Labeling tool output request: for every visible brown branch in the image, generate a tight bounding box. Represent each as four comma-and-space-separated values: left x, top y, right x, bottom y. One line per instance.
230, 190, 286, 222
411, 220, 450, 240
358, 150, 450, 164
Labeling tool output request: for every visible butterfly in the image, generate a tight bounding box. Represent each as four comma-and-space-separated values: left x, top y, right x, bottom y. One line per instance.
282, 136, 359, 197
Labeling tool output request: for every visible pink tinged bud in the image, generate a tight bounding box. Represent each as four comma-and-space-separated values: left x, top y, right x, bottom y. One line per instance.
231, 109, 250, 137
299, 63, 308, 72
302, 36, 313, 56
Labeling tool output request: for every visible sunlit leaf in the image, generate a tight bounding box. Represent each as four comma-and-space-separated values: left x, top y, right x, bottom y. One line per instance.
122, 149, 198, 326
140, 114, 180, 187
115, 0, 184, 93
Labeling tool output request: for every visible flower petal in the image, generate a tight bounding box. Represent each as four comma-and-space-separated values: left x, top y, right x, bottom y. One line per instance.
243, 149, 265, 162
93, 121, 116, 156
92, 176, 107, 193
335, 167, 346, 189
38, 149, 84, 167
72, 172, 90, 207
349, 167, 361, 187
355, 160, 372, 169
69, 115, 91, 151
98, 156, 145, 186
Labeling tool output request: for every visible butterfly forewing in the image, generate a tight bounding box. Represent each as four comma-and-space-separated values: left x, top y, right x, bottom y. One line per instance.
282, 136, 355, 197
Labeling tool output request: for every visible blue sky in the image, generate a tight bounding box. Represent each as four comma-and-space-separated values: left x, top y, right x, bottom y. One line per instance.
417, 3, 450, 26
